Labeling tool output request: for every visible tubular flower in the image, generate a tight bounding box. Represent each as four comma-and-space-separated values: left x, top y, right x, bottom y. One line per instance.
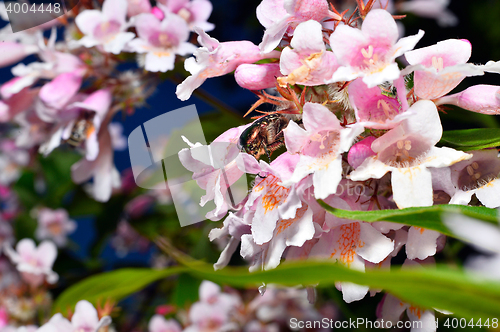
349, 100, 471, 209
328, 9, 424, 88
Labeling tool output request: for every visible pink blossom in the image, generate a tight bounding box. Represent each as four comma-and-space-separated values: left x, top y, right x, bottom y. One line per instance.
39, 300, 111, 332
74, 0, 135, 54
257, 0, 338, 53
176, 28, 280, 100
240, 202, 316, 270
35, 208, 77, 247
350, 100, 471, 209
209, 209, 251, 270
3, 42, 85, 100
448, 149, 500, 208
37, 313, 72, 332
278, 20, 338, 87
158, 0, 214, 31
4, 238, 58, 287
0, 139, 30, 185
282, 102, 363, 199
328, 9, 424, 87
39, 89, 113, 162
128, 12, 196, 72
179, 125, 250, 221
71, 300, 112, 332
184, 281, 241, 332
71, 124, 121, 202
310, 200, 394, 302
234, 63, 282, 90
247, 287, 322, 324
239, 152, 302, 245
347, 77, 411, 129
404, 39, 482, 100
148, 315, 182, 332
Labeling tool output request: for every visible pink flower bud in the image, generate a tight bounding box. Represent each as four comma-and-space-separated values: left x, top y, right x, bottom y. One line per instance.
435, 84, 500, 114
155, 304, 175, 316
151, 6, 165, 20
347, 136, 376, 169
234, 63, 281, 90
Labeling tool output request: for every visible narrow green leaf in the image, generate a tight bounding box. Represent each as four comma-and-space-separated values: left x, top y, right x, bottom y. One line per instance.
183, 260, 500, 320
54, 260, 500, 320
440, 128, 500, 151
172, 273, 202, 308
318, 202, 498, 238
53, 267, 186, 313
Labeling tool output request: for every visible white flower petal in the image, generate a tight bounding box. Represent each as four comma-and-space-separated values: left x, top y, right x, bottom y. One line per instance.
475, 178, 500, 208
406, 227, 440, 260
357, 223, 394, 264
349, 157, 392, 181
312, 155, 343, 199
391, 166, 433, 209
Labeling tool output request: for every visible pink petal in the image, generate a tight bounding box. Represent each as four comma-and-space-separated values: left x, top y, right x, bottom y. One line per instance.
234, 63, 281, 90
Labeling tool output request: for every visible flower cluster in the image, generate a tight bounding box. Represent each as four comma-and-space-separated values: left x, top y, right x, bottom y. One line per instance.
147, 280, 331, 332
177, 0, 500, 328
0, 0, 213, 328
0, 0, 215, 202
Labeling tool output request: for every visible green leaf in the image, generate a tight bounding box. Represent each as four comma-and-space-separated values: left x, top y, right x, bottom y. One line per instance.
172, 273, 202, 308
53, 267, 186, 313
439, 128, 500, 151
183, 261, 500, 321
54, 260, 500, 320
318, 202, 498, 238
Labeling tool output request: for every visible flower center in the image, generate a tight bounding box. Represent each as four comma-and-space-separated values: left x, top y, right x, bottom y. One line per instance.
306, 130, 340, 160
93, 20, 121, 40
361, 45, 379, 66
47, 222, 63, 236
457, 159, 500, 190
378, 137, 429, 168
373, 99, 398, 121
178, 8, 191, 22
431, 56, 444, 71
